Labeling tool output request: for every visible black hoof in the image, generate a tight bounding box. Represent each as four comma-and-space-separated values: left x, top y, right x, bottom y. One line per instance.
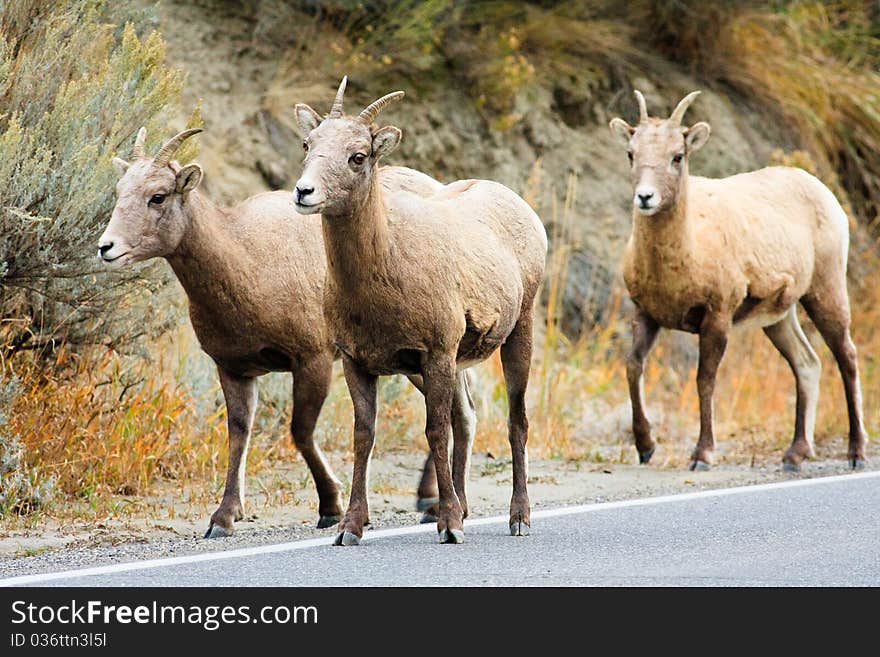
439, 528, 465, 544
638, 447, 655, 464
782, 461, 801, 473
204, 523, 233, 539
851, 458, 867, 470
419, 512, 438, 524
316, 514, 341, 529
333, 531, 360, 546
417, 497, 439, 512
688, 460, 711, 472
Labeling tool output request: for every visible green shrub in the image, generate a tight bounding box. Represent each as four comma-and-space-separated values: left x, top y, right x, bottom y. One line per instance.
0, 0, 187, 360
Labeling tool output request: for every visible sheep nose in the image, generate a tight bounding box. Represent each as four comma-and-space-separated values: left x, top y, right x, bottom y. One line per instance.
295, 184, 314, 201
99, 242, 114, 258
637, 192, 654, 205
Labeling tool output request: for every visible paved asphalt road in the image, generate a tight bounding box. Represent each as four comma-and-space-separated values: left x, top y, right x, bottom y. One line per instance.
4, 471, 879, 587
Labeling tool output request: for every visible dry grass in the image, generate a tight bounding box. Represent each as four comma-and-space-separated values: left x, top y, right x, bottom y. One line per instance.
641, 0, 880, 231
720, 3, 880, 230
1, 339, 273, 523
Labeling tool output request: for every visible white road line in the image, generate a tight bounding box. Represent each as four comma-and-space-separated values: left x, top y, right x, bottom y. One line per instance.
2, 469, 877, 586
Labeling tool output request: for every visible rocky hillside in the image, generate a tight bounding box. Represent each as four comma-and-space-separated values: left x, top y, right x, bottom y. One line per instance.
144, 0, 878, 338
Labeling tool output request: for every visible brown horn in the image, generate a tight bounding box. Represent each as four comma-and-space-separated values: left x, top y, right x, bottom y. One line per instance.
329, 76, 347, 119
153, 128, 203, 167
358, 91, 405, 124
633, 90, 648, 123
669, 90, 701, 126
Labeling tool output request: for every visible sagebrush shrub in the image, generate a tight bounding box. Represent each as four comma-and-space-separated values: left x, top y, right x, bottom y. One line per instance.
0, 0, 189, 359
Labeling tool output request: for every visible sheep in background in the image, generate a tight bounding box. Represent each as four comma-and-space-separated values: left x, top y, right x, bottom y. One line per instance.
609, 90, 868, 471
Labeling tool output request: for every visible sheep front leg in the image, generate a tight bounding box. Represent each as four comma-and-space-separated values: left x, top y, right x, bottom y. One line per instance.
205, 369, 258, 538
627, 309, 660, 463
690, 314, 730, 471
334, 355, 378, 546
422, 353, 465, 544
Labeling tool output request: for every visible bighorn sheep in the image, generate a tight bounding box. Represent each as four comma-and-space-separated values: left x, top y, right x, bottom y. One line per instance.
609, 90, 869, 471
97, 127, 477, 538
293, 78, 547, 545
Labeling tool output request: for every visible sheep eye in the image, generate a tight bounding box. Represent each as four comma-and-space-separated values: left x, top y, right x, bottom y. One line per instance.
350, 152, 367, 166
149, 194, 166, 205
672, 153, 684, 164
627, 151, 633, 164
302, 141, 309, 152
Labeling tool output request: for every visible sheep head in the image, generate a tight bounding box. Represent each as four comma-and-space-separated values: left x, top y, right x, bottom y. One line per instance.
292, 76, 404, 216
609, 90, 711, 216
98, 128, 203, 266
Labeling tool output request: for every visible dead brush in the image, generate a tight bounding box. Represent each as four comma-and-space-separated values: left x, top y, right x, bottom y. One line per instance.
1, 345, 273, 520
640, 0, 880, 233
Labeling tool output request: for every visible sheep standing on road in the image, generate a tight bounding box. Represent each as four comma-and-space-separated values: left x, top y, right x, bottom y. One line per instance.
293, 78, 547, 545
609, 90, 868, 471
97, 127, 476, 538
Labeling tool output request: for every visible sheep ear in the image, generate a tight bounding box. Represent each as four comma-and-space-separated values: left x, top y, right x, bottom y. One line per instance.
295, 103, 322, 136
176, 163, 203, 193
685, 122, 711, 153
112, 157, 130, 174
371, 126, 402, 160
609, 118, 635, 143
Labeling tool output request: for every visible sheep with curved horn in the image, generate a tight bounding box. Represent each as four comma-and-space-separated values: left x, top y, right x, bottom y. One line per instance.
293, 78, 547, 546
152, 128, 203, 167
98, 124, 478, 539
358, 91, 405, 124
609, 89, 868, 471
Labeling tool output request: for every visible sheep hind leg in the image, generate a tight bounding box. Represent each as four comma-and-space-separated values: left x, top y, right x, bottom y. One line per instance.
500, 312, 533, 536
415, 454, 439, 523
421, 353, 465, 544
206, 369, 258, 538
762, 306, 820, 471
801, 292, 869, 469
406, 374, 441, 522
291, 353, 344, 529
407, 370, 475, 522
